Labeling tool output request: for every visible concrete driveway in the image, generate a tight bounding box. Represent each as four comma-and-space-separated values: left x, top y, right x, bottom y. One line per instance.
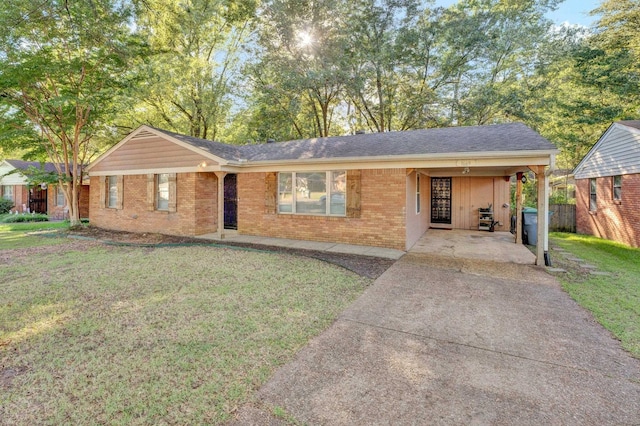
231, 235, 640, 425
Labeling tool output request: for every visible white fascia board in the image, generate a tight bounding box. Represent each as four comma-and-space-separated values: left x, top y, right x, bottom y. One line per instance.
225, 150, 557, 172
88, 165, 222, 177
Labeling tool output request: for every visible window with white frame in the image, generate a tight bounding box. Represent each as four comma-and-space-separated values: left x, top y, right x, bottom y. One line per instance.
613, 175, 622, 201
157, 173, 169, 210
416, 174, 421, 214
2, 185, 13, 201
278, 171, 346, 216
107, 176, 118, 208
589, 178, 597, 211
56, 185, 65, 206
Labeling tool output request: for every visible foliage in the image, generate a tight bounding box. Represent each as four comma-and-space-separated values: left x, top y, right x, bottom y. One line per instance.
551, 232, 640, 358
0, 198, 14, 214
126, 0, 257, 140
0, 242, 369, 424
0, 0, 146, 225
0, 213, 49, 223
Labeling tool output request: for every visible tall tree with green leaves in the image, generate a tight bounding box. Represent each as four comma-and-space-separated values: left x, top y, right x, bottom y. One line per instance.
128, 0, 257, 140
247, 0, 350, 139
0, 0, 144, 226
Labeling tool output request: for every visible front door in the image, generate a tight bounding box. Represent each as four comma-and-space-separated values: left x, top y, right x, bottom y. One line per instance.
431, 177, 452, 224
29, 187, 47, 214
224, 174, 238, 230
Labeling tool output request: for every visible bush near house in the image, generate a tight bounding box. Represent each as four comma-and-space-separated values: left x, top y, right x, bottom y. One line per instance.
0, 198, 14, 214
0, 213, 49, 223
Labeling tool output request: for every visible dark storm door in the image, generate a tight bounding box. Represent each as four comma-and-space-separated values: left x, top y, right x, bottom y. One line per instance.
29, 187, 48, 214
431, 177, 452, 224
224, 174, 238, 230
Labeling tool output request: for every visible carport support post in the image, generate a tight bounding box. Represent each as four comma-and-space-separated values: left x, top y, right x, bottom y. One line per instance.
534, 166, 548, 267
214, 171, 227, 239
515, 173, 523, 244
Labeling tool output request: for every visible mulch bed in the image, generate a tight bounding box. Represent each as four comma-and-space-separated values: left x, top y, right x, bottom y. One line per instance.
64, 227, 396, 279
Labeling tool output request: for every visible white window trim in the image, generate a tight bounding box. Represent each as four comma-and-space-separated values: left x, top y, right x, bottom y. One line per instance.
278, 171, 346, 216
156, 173, 169, 211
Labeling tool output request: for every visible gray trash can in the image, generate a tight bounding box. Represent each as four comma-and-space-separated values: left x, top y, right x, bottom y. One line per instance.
522, 208, 538, 245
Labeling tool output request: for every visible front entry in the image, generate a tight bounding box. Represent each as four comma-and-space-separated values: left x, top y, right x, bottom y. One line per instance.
29, 187, 47, 214
223, 174, 237, 230
431, 177, 452, 225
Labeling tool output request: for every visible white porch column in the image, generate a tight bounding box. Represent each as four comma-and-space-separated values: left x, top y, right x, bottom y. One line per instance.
534, 166, 548, 266
214, 171, 227, 239
515, 173, 523, 244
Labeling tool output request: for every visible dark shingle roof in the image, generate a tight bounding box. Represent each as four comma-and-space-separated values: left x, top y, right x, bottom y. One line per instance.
151, 127, 245, 161
5, 160, 59, 173
239, 123, 556, 163
618, 120, 640, 130
147, 122, 556, 163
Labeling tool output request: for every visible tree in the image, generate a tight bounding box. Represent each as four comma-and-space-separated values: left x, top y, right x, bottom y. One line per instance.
246, 0, 350, 139
0, 0, 144, 226
127, 0, 257, 140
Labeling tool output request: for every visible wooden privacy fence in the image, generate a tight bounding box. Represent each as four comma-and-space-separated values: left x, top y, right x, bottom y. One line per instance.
549, 204, 576, 232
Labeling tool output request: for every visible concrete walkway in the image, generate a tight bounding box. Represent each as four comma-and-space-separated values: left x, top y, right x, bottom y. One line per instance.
230, 235, 640, 425
196, 231, 405, 260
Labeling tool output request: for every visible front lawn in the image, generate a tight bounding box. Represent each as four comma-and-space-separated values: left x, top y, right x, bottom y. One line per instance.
0, 237, 370, 424
0, 221, 70, 249
551, 233, 640, 358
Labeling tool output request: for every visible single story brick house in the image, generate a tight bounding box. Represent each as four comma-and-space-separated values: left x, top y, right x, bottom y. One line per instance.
87, 123, 557, 263
0, 159, 90, 219
573, 120, 640, 248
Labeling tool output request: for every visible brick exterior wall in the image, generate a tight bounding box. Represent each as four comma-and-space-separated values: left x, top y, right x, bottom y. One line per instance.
89, 173, 218, 236
576, 173, 640, 248
48, 184, 91, 219
237, 169, 407, 250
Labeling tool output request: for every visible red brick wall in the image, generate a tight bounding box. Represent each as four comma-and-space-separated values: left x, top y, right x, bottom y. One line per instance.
237, 169, 407, 250
48, 184, 91, 219
89, 173, 218, 236
576, 173, 640, 248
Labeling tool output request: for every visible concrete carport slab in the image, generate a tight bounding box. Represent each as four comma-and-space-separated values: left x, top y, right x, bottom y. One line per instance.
229, 233, 640, 425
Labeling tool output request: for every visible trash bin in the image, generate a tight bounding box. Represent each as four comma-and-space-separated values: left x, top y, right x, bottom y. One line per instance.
522, 208, 538, 245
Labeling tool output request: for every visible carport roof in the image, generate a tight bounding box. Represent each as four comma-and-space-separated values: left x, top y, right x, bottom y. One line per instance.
152, 122, 557, 164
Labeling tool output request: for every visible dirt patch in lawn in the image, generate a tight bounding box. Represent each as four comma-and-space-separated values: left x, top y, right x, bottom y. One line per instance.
61, 226, 395, 279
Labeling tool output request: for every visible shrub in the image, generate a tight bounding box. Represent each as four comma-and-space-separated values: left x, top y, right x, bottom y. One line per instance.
0, 198, 14, 214
1, 213, 49, 223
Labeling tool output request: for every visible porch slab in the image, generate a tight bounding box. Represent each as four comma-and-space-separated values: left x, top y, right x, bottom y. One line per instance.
194, 233, 405, 260
409, 229, 536, 265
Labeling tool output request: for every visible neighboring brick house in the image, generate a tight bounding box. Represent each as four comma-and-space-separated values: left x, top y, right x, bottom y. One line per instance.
0, 159, 90, 218
574, 120, 640, 248
87, 124, 557, 259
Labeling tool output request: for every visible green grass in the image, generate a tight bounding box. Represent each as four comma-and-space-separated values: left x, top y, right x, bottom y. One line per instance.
0, 237, 370, 425
0, 221, 70, 249
551, 232, 640, 358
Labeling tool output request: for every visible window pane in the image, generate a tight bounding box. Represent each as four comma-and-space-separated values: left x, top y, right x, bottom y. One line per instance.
613, 175, 622, 200
57, 186, 65, 206
329, 171, 346, 215
278, 173, 293, 213
108, 176, 118, 208
589, 178, 597, 211
296, 172, 326, 214
2, 185, 13, 201
157, 174, 169, 210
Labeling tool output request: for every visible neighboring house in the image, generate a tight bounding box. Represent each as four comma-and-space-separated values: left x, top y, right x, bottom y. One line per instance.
87, 123, 557, 259
0, 159, 90, 219
574, 120, 640, 248
549, 168, 575, 202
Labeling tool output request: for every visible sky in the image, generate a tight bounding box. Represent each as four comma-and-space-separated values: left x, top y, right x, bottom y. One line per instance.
433, 0, 602, 27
